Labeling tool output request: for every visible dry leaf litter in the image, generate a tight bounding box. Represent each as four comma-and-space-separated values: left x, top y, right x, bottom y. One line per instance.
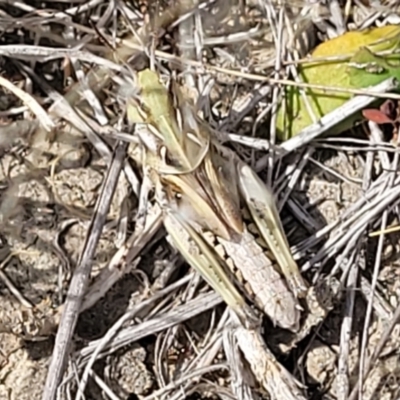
0, 1, 400, 399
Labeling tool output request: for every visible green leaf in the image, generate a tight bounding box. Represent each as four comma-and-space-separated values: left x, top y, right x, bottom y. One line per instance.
348, 47, 400, 88
276, 25, 400, 141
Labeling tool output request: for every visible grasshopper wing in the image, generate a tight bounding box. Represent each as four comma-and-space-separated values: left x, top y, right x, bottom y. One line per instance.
238, 163, 307, 298
203, 151, 243, 235
164, 173, 232, 240
164, 209, 259, 328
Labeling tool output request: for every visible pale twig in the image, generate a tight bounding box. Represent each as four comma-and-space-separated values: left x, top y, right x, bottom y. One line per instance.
360, 276, 393, 321
311, 188, 398, 269
195, 310, 229, 369
308, 156, 363, 185
65, 0, 105, 15
0, 44, 123, 69
61, 277, 198, 393
262, 2, 282, 188
278, 78, 400, 157
88, 370, 120, 400
336, 256, 358, 400
0, 252, 35, 309
362, 127, 376, 191
328, 0, 346, 35
19, 63, 112, 159
167, 310, 229, 400
219, 85, 271, 134
276, 148, 314, 212
0, 75, 54, 133
71, 56, 108, 126
223, 327, 255, 400
154, 267, 203, 387
286, 197, 321, 234
22, 62, 143, 199
77, 290, 222, 361
234, 322, 306, 400
42, 141, 128, 400
101, 37, 400, 100
355, 2, 389, 30
152, 268, 199, 387
262, 5, 318, 175
347, 300, 400, 400
369, 121, 391, 169
298, 177, 400, 268
115, 194, 129, 248
316, 142, 400, 153
359, 129, 400, 398
180, 24, 261, 48
76, 265, 181, 400
81, 205, 163, 312
52, 219, 77, 301
143, 364, 229, 400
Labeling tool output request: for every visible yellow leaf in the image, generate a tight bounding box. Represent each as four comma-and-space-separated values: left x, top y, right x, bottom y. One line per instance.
276, 25, 400, 140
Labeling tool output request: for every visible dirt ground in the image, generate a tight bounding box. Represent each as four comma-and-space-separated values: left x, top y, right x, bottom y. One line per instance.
1, 144, 399, 400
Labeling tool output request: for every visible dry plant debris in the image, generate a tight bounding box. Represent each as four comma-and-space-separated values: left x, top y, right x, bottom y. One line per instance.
0, 1, 400, 400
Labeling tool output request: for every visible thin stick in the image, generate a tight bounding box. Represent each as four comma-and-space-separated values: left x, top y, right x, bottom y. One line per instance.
42, 141, 128, 400
278, 78, 400, 157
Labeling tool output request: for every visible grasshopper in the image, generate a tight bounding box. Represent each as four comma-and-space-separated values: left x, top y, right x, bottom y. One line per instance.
127, 69, 308, 332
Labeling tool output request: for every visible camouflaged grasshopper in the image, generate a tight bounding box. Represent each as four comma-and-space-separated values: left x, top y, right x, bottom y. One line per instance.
127, 69, 307, 331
